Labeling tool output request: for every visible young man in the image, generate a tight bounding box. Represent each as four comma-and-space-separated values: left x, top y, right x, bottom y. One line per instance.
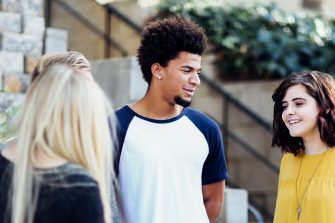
113, 17, 228, 223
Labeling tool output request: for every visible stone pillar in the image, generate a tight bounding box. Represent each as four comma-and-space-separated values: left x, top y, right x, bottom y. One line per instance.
0, 11, 21, 32
0, 51, 24, 73
0, 0, 67, 143
215, 188, 249, 223
44, 28, 68, 53
0, 32, 43, 57
23, 15, 45, 39
91, 56, 147, 108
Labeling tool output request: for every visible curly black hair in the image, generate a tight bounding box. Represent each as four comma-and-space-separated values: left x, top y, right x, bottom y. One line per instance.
137, 16, 207, 84
272, 71, 335, 155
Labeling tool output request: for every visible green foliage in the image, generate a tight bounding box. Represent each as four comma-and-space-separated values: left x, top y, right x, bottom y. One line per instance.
156, 1, 335, 80
0, 105, 18, 143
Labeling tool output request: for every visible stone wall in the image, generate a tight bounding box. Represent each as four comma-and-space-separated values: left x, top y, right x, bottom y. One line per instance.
0, 0, 68, 142
91, 56, 147, 109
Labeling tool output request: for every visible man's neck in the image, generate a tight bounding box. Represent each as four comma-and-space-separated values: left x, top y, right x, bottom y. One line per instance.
129, 94, 184, 120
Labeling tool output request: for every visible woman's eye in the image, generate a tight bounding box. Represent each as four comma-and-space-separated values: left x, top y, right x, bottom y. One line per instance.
295, 102, 304, 107
281, 103, 288, 110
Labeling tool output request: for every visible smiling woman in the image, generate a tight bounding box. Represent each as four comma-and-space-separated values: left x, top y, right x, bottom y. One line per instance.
271, 71, 335, 223
281, 84, 320, 141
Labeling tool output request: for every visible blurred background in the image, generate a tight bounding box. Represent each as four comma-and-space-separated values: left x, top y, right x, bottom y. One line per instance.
1, 0, 335, 222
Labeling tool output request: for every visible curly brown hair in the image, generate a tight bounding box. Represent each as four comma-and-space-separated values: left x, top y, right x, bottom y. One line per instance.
272, 71, 335, 155
137, 16, 207, 84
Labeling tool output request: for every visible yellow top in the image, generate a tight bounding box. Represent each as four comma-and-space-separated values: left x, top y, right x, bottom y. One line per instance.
274, 148, 335, 223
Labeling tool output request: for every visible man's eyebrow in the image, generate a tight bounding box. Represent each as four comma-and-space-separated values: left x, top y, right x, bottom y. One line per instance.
181, 65, 193, 69
181, 65, 202, 71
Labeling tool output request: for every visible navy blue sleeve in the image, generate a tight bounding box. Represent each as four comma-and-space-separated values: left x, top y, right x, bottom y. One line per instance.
185, 108, 229, 185
201, 119, 228, 184
113, 106, 135, 175
114, 106, 134, 150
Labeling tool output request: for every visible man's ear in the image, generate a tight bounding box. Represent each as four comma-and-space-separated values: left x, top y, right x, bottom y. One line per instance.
151, 63, 162, 80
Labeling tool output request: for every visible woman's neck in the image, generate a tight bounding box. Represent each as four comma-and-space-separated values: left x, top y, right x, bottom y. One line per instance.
303, 138, 328, 155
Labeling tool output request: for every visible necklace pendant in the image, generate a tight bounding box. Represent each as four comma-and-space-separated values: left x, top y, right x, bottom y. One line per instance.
297, 207, 302, 220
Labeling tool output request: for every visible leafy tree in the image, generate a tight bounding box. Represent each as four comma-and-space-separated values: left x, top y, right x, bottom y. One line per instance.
157, 1, 335, 80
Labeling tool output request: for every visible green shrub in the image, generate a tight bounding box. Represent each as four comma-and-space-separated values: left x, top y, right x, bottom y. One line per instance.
156, 1, 335, 80
0, 105, 18, 143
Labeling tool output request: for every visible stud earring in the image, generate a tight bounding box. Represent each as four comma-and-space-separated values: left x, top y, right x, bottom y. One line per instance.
157, 74, 162, 80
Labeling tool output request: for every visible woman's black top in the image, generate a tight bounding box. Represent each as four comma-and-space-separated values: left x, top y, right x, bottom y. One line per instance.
0, 152, 105, 223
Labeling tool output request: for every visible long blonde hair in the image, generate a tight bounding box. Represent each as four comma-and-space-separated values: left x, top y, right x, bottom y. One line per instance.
12, 65, 113, 223
31, 51, 91, 82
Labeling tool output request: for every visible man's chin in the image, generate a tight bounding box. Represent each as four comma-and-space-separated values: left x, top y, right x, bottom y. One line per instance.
174, 96, 191, 107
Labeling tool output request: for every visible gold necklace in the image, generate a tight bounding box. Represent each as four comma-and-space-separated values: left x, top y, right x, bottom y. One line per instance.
295, 150, 327, 221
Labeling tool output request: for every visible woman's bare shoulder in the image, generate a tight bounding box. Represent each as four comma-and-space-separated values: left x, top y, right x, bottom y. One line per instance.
1, 137, 17, 162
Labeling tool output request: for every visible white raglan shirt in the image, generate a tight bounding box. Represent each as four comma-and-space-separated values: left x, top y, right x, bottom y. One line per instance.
114, 106, 228, 223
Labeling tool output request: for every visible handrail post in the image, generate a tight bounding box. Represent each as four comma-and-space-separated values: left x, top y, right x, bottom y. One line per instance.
104, 6, 111, 58
44, 0, 52, 27
223, 97, 229, 164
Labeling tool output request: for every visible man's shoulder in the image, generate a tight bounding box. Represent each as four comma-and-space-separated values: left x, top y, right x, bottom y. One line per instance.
185, 107, 209, 119
184, 108, 218, 129
113, 105, 135, 122
115, 105, 129, 116
113, 105, 137, 135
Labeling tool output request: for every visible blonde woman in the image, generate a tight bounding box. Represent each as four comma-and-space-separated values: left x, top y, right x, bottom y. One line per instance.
1, 51, 119, 223
0, 65, 114, 223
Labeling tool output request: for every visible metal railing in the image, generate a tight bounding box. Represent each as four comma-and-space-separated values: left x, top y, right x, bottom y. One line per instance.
200, 73, 279, 175
105, 4, 142, 34
200, 73, 279, 174
45, 0, 130, 57
200, 72, 277, 220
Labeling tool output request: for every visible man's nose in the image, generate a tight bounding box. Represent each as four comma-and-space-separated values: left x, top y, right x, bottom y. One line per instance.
190, 73, 200, 86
